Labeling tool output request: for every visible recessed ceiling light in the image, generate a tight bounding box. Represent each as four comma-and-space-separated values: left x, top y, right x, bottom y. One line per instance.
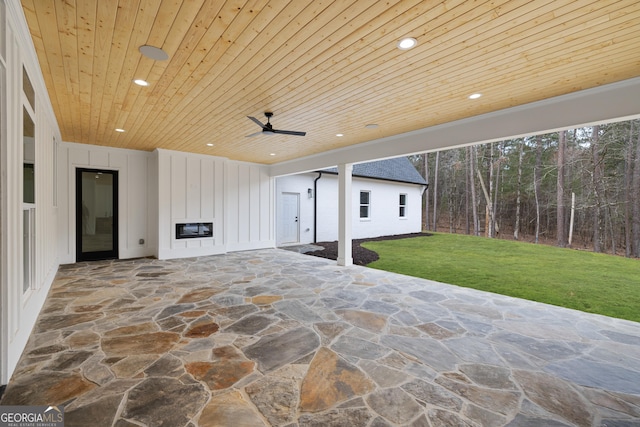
139, 45, 169, 61
115, 128, 125, 132
270, 153, 276, 156
206, 143, 214, 147
365, 124, 379, 129
469, 93, 482, 99
397, 37, 417, 50
336, 133, 344, 137
133, 79, 149, 86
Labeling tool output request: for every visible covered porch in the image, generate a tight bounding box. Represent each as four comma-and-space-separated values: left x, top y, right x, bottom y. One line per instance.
1, 249, 639, 426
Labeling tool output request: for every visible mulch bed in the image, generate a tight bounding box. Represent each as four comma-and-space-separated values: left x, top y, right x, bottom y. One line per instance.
308, 232, 430, 265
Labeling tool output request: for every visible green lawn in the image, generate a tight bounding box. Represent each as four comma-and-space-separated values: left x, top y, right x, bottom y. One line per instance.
362, 233, 640, 322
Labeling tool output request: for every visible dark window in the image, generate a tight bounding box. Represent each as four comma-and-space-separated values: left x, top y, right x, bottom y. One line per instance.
360, 191, 370, 219
399, 193, 407, 217
23, 107, 35, 203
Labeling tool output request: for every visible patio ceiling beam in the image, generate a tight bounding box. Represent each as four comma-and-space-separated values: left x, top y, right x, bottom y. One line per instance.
270, 77, 640, 177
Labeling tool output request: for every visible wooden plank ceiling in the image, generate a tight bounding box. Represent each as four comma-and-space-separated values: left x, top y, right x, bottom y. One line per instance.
21, 0, 640, 164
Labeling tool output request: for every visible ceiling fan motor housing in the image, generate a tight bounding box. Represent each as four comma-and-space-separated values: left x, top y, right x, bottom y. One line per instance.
263, 112, 274, 133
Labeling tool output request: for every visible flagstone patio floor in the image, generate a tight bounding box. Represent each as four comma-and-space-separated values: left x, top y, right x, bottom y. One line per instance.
2, 249, 640, 426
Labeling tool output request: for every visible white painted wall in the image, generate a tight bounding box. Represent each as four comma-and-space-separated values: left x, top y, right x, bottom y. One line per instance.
156, 149, 225, 259
225, 160, 275, 252
1, 1, 61, 384
56, 147, 275, 262
276, 173, 424, 245
57, 143, 156, 264
156, 149, 274, 259
276, 173, 317, 244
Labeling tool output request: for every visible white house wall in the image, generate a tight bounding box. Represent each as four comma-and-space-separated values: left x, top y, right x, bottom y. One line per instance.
156, 149, 274, 259
57, 142, 156, 264
276, 173, 318, 244
1, 1, 61, 384
276, 173, 423, 245
156, 149, 225, 259
225, 161, 275, 252
315, 175, 339, 242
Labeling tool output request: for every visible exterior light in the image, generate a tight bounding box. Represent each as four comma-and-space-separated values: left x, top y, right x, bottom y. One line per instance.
397, 37, 417, 50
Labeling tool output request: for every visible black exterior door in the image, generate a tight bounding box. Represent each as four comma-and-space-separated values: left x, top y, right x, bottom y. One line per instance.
76, 168, 119, 261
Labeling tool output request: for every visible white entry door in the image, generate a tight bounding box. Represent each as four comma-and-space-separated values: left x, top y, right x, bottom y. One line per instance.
281, 192, 300, 244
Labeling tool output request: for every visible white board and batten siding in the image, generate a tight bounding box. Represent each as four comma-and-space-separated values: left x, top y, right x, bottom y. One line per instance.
54, 146, 275, 262
156, 149, 274, 259
57, 143, 156, 264
156, 149, 224, 259
225, 161, 275, 253
1, 1, 62, 383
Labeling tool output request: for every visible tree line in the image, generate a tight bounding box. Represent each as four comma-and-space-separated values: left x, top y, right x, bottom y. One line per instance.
411, 118, 640, 257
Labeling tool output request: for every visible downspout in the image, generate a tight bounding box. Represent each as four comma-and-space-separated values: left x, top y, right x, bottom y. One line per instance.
313, 172, 323, 243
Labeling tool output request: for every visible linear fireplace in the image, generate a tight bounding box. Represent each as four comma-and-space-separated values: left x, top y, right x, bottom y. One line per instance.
175, 222, 213, 239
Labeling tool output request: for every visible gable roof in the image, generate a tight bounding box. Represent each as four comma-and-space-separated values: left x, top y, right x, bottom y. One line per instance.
322, 157, 427, 185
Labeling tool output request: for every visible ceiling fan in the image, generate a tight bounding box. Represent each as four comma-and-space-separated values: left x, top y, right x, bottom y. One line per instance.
245, 112, 306, 137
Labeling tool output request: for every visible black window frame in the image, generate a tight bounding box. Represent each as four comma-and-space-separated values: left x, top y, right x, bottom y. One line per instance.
399, 193, 407, 218
360, 190, 371, 219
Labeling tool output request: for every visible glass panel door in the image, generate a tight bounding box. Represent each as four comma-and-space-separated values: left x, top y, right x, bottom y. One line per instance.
76, 168, 118, 261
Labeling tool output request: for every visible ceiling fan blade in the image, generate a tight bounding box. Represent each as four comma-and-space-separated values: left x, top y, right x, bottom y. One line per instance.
247, 116, 266, 129
245, 131, 263, 138
247, 113, 306, 136
273, 129, 306, 136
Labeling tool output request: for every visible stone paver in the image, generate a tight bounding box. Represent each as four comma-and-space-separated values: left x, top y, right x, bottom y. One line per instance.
1, 249, 640, 426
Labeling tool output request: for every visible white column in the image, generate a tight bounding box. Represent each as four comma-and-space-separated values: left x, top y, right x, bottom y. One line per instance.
337, 163, 353, 266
